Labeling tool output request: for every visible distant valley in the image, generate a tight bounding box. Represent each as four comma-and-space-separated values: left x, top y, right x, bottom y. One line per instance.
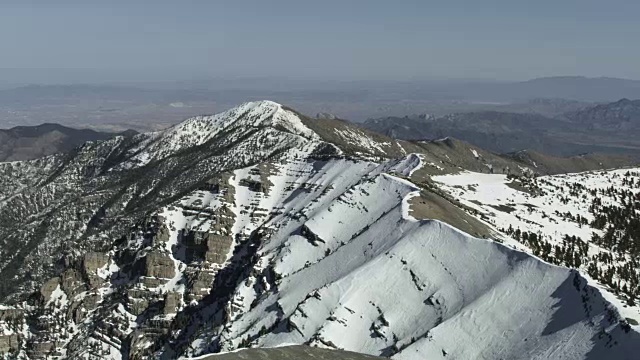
2, 76, 640, 132
362, 98, 640, 158
0, 124, 133, 162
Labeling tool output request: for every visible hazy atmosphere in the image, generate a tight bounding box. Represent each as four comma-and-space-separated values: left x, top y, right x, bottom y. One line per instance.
3, 2, 640, 360
1, 0, 639, 84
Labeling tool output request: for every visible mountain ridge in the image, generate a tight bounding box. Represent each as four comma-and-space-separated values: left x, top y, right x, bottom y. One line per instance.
361, 100, 640, 158
565, 98, 640, 131
0, 123, 131, 162
0, 101, 638, 359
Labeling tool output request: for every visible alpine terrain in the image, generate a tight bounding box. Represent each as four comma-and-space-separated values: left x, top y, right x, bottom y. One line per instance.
362, 98, 640, 158
1, 101, 639, 360
0, 124, 130, 162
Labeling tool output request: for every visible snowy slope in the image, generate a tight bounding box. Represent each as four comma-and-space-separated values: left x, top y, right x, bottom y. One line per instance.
157, 157, 638, 359
129, 100, 321, 166
433, 169, 640, 323
17, 153, 635, 359
1, 101, 639, 360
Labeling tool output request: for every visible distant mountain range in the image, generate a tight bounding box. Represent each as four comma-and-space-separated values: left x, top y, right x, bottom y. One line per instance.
1, 76, 640, 130
497, 76, 640, 102
3, 95, 639, 163
0, 123, 134, 162
565, 98, 640, 131
418, 76, 640, 103
362, 98, 640, 157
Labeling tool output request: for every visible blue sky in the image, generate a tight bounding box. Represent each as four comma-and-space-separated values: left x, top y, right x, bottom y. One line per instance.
1, 0, 638, 83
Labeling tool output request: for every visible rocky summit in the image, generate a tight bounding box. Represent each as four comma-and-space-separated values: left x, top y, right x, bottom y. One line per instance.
0, 101, 639, 359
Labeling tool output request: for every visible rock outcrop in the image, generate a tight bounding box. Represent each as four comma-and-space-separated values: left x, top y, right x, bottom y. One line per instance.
82, 252, 109, 288
0, 334, 20, 354
144, 251, 175, 280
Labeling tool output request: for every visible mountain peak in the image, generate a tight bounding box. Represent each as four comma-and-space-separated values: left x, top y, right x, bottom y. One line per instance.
122, 101, 321, 167
2, 99, 640, 359
170, 100, 318, 141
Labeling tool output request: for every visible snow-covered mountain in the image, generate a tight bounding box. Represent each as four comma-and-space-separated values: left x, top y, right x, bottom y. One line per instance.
433, 169, 640, 321
0, 101, 638, 359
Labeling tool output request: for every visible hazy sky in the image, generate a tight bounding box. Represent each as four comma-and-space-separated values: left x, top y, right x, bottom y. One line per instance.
1, 0, 639, 84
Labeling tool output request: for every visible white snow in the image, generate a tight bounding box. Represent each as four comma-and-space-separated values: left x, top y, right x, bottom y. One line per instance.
389, 153, 424, 177
433, 169, 640, 321
127, 101, 321, 166
334, 128, 392, 154
177, 157, 640, 360
5, 98, 640, 360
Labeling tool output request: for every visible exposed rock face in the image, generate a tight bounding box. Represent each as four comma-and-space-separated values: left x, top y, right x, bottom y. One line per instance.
82, 252, 109, 275
155, 223, 172, 243
239, 178, 265, 193
205, 234, 233, 264
163, 292, 182, 315
67, 292, 101, 323
39, 277, 60, 302
144, 251, 175, 279
26, 340, 55, 358
0, 308, 23, 322
82, 252, 109, 288
0, 307, 23, 354
185, 267, 216, 302
61, 268, 86, 298
0, 334, 20, 354
1, 101, 639, 360
127, 289, 152, 316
